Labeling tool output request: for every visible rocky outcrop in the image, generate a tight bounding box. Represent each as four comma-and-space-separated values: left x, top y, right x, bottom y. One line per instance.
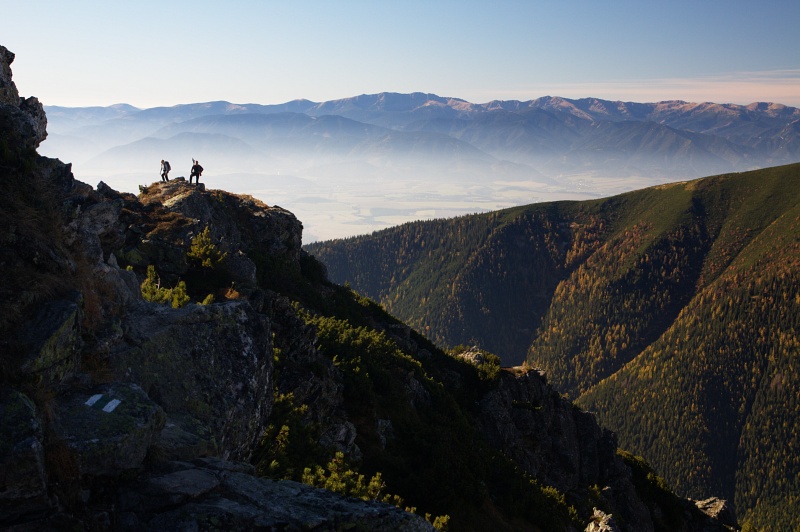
114, 458, 434, 531
0, 45, 47, 148
122, 180, 303, 291
478, 366, 654, 530
107, 299, 273, 462
0, 45, 391, 530
475, 365, 738, 531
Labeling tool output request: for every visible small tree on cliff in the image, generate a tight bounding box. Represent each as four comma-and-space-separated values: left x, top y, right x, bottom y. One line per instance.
185, 226, 232, 300
140, 265, 190, 309
187, 226, 227, 269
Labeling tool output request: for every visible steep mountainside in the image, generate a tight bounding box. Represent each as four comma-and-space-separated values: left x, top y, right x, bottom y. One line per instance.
306, 163, 800, 530
0, 45, 736, 531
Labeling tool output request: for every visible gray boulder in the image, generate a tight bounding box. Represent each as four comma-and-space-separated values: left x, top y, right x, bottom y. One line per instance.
50, 382, 165, 477
108, 299, 273, 462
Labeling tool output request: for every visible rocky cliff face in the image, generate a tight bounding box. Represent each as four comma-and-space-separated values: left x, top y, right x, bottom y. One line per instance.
0, 44, 736, 531
472, 358, 736, 531
0, 45, 432, 531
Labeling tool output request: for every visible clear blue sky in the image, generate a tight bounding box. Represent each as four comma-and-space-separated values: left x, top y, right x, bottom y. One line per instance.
3, 0, 799, 108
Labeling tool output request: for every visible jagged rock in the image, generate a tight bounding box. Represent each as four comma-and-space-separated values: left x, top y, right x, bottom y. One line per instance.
107, 299, 273, 462
319, 421, 362, 460
694, 497, 737, 528
478, 366, 654, 531
586, 508, 621, 532
0, 390, 49, 526
50, 382, 165, 477
0, 45, 19, 105
404, 370, 431, 408
18, 292, 83, 388
0, 45, 46, 148
115, 458, 434, 531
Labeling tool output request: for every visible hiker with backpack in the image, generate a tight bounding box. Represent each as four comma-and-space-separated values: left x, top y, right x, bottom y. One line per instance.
160, 159, 171, 182
190, 158, 203, 185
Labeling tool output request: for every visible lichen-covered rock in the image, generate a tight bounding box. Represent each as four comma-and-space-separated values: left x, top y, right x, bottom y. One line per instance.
18, 292, 83, 388
50, 382, 165, 477
107, 300, 273, 462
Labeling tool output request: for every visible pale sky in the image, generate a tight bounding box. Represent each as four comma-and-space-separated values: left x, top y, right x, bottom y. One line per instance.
2, 0, 799, 108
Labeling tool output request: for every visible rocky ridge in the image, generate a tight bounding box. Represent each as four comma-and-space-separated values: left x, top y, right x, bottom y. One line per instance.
0, 45, 736, 531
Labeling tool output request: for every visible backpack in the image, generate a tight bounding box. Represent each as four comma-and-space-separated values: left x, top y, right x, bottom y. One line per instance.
164, 161, 171, 171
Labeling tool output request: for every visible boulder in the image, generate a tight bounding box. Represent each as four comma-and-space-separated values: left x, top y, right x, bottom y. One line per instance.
0, 389, 50, 526
107, 300, 273, 461
50, 382, 165, 477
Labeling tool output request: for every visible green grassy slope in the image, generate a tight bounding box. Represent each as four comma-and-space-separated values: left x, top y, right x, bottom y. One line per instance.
578, 167, 800, 529
306, 162, 800, 527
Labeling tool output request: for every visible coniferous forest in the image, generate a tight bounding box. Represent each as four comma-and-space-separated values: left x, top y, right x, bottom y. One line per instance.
306, 162, 800, 529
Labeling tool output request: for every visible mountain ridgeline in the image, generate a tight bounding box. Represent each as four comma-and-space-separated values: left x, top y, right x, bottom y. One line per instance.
46, 91, 800, 185
306, 162, 800, 530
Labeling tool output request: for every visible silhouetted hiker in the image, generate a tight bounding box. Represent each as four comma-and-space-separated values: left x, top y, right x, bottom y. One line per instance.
160, 159, 171, 182
190, 158, 203, 185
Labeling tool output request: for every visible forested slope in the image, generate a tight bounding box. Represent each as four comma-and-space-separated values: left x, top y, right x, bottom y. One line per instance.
306, 162, 800, 528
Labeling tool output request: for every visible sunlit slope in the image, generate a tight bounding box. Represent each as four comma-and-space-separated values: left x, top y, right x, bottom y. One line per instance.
306, 163, 800, 528
577, 166, 800, 529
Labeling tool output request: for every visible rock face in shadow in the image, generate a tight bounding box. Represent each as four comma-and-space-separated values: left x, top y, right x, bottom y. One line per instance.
476, 364, 737, 532
51, 383, 165, 477
115, 458, 433, 531
0, 45, 427, 531
108, 300, 273, 462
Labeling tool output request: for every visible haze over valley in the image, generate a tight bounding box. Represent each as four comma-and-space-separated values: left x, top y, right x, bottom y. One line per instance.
41, 93, 800, 242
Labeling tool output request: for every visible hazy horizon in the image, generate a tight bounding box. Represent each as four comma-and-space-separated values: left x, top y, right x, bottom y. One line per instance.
38, 92, 797, 243
3, 1, 799, 108
6, 0, 799, 241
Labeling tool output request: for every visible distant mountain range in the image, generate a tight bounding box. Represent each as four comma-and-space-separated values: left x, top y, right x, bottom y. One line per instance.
42, 93, 800, 241
45, 93, 800, 176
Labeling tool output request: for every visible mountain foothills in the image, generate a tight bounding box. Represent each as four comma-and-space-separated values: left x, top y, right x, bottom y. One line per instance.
307, 162, 800, 530
0, 46, 739, 531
